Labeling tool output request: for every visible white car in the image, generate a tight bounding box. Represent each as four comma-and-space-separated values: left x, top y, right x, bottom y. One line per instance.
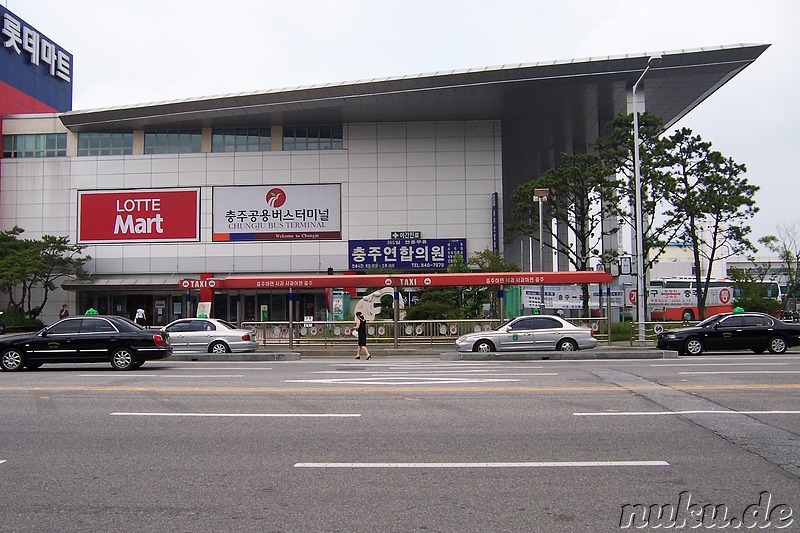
162, 318, 259, 353
455, 315, 597, 352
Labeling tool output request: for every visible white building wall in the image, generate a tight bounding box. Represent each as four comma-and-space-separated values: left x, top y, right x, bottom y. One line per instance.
0, 120, 502, 278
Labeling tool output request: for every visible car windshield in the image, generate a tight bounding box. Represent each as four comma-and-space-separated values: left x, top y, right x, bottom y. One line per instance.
113, 317, 143, 332
496, 319, 515, 331
696, 314, 725, 328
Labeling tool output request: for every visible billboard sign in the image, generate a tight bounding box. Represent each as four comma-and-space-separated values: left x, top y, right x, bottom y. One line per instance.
213, 271, 613, 290
212, 184, 341, 241
78, 188, 200, 243
1, 5, 72, 111
349, 239, 467, 270
523, 285, 625, 309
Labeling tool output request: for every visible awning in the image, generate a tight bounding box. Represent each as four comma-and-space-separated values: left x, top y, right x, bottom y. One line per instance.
61, 275, 188, 291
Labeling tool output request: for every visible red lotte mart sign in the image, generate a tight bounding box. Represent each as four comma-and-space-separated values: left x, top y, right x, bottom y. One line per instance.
210, 271, 612, 290
78, 188, 200, 243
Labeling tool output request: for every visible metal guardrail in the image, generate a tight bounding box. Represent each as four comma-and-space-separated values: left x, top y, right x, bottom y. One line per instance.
628, 320, 697, 347
241, 318, 611, 348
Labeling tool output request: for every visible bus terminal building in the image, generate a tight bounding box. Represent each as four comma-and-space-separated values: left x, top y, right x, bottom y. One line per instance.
0, 7, 768, 325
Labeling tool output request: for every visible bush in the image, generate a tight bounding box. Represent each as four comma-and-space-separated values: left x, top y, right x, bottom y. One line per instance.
733, 298, 781, 316
610, 321, 632, 342
2, 306, 44, 333
405, 301, 461, 320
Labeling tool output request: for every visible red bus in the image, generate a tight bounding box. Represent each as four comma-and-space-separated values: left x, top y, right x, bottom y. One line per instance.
628, 277, 734, 322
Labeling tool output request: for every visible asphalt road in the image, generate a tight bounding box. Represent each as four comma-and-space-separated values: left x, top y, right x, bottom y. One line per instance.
1, 353, 799, 532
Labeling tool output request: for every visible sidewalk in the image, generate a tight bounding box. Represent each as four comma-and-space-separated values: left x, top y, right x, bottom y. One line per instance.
168, 342, 677, 361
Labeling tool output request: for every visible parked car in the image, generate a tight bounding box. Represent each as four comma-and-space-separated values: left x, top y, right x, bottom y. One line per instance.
0, 315, 172, 371
656, 312, 800, 355
162, 318, 259, 353
455, 315, 597, 352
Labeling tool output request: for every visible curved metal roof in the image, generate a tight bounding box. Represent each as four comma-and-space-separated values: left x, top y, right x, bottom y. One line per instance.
59, 44, 769, 133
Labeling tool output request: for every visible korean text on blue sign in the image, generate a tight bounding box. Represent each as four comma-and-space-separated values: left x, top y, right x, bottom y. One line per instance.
349, 239, 467, 270
1, 7, 71, 82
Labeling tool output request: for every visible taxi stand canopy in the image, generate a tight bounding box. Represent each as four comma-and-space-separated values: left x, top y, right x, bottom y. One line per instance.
179, 271, 614, 348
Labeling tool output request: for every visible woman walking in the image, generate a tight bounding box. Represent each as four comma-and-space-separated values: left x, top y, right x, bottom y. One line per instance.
354, 311, 371, 360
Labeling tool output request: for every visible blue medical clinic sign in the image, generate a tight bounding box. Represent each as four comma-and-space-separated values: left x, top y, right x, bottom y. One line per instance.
492, 192, 498, 253
1, 5, 73, 112
349, 239, 467, 270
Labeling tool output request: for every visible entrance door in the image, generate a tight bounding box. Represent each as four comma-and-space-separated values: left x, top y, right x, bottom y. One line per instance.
129, 296, 153, 327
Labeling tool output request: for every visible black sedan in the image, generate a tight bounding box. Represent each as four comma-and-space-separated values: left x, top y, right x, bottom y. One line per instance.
0, 315, 172, 371
656, 312, 800, 355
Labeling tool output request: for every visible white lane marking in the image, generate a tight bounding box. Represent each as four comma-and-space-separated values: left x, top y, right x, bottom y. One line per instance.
0, 460, 5, 465
163, 367, 273, 370
387, 364, 544, 369
310, 371, 557, 377
678, 370, 800, 375
111, 412, 361, 418
574, 410, 800, 416
80, 374, 245, 378
661, 356, 800, 362
294, 460, 670, 468
651, 362, 789, 367
285, 377, 520, 385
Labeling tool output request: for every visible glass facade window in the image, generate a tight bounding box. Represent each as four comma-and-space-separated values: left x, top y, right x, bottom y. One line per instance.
77, 132, 133, 156
283, 125, 343, 150
211, 128, 271, 152
144, 130, 202, 154
2, 133, 67, 158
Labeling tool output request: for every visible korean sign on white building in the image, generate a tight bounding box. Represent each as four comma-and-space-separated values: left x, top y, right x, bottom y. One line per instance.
1, 6, 71, 83
212, 184, 342, 241
349, 239, 467, 270
78, 188, 200, 243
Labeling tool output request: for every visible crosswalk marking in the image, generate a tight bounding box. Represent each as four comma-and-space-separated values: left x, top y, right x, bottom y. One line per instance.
295, 460, 670, 468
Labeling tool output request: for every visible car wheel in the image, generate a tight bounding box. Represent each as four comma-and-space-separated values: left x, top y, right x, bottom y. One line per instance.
110, 348, 136, 370
682, 309, 695, 322
683, 337, 704, 356
767, 336, 788, 354
557, 339, 578, 351
473, 340, 495, 353
1, 348, 25, 372
209, 341, 230, 354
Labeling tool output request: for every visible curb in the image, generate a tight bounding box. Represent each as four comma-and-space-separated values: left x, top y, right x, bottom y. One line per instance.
440, 350, 678, 361
168, 352, 301, 361
166, 348, 677, 361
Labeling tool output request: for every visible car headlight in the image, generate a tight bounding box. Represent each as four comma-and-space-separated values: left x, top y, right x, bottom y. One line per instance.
664, 334, 677, 340
456, 336, 467, 343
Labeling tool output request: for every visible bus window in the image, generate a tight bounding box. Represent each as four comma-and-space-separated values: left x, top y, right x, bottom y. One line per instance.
664, 280, 691, 288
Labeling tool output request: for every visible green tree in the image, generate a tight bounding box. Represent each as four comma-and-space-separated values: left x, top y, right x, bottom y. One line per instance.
404, 254, 490, 320
661, 128, 758, 319
466, 248, 519, 273
759, 224, 800, 313
0, 227, 92, 319
728, 267, 781, 316
593, 112, 681, 278
509, 152, 617, 316
467, 249, 518, 318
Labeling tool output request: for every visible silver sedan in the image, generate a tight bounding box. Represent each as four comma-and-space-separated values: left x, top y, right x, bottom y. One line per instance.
162, 318, 259, 353
455, 315, 597, 352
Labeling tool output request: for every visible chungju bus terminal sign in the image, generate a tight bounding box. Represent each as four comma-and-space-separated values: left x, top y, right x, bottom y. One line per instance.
349, 238, 466, 270
212, 184, 341, 241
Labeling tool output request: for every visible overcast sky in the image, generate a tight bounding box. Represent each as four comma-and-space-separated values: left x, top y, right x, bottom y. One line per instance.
4, 0, 796, 246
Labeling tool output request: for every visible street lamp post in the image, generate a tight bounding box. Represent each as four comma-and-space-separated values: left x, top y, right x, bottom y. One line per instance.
632, 54, 662, 342
534, 188, 549, 312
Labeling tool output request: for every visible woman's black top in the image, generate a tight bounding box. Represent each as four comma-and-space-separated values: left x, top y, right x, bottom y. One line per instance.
357, 318, 367, 345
